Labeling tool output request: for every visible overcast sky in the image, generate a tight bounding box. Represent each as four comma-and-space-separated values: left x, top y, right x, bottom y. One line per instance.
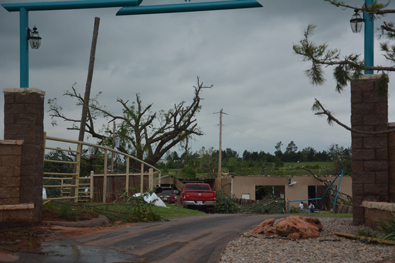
1, 0, 395, 156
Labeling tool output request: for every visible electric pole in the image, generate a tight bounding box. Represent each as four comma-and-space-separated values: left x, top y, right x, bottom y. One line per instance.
79, 17, 100, 142
214, 109, 227, 189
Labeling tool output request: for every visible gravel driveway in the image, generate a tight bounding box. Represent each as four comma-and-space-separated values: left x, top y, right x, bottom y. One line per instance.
220, 217, 395, 263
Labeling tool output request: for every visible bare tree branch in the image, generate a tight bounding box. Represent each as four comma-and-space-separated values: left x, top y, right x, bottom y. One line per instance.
313, 98, 395, 135
48, 77, 212, 169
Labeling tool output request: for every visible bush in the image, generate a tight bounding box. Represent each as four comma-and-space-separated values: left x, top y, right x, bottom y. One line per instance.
377, 204, 395, 241
289, 206, 300, 214
215, 190, 239, 214
240, 197, 284, 214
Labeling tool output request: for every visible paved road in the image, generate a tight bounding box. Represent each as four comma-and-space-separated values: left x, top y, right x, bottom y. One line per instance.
13, 213, 286, 263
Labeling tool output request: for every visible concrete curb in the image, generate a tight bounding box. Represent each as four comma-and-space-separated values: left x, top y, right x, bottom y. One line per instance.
43, 215, 109, 227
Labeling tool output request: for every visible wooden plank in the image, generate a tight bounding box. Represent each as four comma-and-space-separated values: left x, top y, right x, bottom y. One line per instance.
43, 184, 78, 188
0, 204, 34, 210
149, 168, 153, 190
44, 172, 78, 176
90, 171, 94, 202
43, 177, 73, 180
44, 159, 78, 164
140, 163, 144, 194
45, 146, 78, 153
334, 232, 395, 245
103, 149, 108, 203
126, 157, 129, 197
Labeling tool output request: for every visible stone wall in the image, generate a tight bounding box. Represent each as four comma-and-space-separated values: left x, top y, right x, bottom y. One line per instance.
3, 88, 45, 226
0, 140, 23, 205
0, 140, 35, 227
363, 201, 394, 229
351, 75, 389, 225
388, 127, 395, 202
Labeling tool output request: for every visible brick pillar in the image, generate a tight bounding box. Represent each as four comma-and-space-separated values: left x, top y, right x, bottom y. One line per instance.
3, 88, 45, 225
0, 141, 23, 205
351, 75, 389, 225
388, 125, 395, 202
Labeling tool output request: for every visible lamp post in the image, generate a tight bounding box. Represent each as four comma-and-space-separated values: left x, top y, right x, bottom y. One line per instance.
2, 0, 141, 88
350, 0, 374, 74
28, 26, 42, 49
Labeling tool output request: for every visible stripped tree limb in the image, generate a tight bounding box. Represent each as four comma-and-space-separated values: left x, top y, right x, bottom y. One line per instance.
334, 232, 395, 245
300, 166, 352, 199
313, 98, 395, 135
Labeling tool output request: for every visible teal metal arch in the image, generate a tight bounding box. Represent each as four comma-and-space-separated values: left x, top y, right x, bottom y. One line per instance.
2, 0, 140, 88
364, 0, 374, 74
1, 0, 263, 88
117, 0, 262, 15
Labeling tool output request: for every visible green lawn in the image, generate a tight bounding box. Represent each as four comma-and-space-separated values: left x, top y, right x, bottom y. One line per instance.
151, 204, 206, 218
291, 212, 353, 218
280, 162, 335, 176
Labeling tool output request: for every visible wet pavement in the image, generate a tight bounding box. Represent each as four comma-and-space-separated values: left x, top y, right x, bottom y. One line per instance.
1, 214, 286, 263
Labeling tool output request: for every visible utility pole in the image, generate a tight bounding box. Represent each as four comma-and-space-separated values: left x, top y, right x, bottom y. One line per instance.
111, 122, 115, 173
214, 109, 227, 190
72, 17, 99, 199
78, 17, 100, 142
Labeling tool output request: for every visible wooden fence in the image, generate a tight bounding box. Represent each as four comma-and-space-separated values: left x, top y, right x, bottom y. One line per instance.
43, 133, 161, 203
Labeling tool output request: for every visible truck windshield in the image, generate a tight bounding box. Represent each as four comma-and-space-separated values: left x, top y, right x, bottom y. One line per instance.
162, 189, 174, 195
185, 184, 210, 191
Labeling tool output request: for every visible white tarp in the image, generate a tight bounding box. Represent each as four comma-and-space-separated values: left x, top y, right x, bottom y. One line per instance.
133, 192, 167, 208
42, 188, 47, 199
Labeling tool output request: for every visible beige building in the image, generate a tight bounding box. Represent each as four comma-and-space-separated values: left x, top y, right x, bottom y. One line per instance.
222, 175, 352, 209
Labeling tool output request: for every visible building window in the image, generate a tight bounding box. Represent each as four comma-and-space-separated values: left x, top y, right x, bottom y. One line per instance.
241, 194, 250, 200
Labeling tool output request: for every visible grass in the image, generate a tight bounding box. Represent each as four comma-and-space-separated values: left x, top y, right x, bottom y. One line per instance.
43, 201, 206, 223
291, 212, 353, 218
151, 204, 206, 218
280, 162, 335, 176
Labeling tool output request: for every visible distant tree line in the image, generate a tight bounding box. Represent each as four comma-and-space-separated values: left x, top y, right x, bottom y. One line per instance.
156, 141, 351, 177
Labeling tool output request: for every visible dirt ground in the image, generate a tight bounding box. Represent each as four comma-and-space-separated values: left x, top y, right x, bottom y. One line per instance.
41, 208, 98, 222
0, 212, 126, 255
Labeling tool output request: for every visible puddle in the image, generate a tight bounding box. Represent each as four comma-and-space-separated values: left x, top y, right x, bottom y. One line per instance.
13, 238, 137, 263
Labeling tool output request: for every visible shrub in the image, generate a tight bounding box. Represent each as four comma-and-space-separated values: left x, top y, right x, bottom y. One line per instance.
240, 197, 284, 214
289, 206, 300, 214
215, 190, 239, 214
377, 205, 395, 241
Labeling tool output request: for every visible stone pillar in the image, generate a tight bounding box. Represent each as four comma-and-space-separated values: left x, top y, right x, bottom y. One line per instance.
351, 75, 389, 225
3, 88, 45, 225
0, 140, 23, 205
388, 125, 395, 202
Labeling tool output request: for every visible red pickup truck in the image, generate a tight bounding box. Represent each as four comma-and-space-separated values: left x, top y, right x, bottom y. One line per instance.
178, 183, 216, 213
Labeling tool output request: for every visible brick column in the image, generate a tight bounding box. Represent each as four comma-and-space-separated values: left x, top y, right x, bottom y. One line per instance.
3, 88, 45, 225
351, 75, 389, 225
388, 125, 395, 202
0, 140, 23, 205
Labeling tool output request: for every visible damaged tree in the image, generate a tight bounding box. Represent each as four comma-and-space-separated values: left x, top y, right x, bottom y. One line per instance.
48, 77, 212, 170
293, 0, 395, 131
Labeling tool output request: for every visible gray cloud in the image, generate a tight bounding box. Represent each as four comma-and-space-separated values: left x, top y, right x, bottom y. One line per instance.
1, 0, 395, 155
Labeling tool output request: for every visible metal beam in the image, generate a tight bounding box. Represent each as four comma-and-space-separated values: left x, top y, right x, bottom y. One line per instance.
117, 0, 262, 16
364, 0, 374, 74
2, 0, 140, 12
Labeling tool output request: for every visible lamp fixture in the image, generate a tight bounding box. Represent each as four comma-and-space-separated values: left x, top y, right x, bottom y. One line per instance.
28, 26, 41, 49
350, 9, 364, 33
